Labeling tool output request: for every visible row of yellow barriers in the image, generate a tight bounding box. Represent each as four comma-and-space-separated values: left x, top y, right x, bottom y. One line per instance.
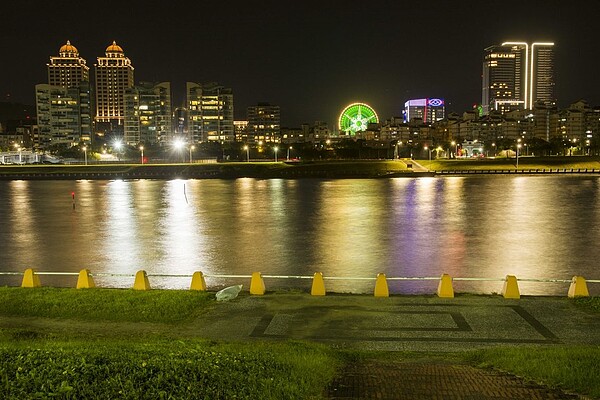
19, 268, 591, 298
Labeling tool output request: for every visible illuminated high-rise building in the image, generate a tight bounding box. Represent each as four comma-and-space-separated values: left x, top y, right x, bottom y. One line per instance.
403, 98, 445, 124
530, 43, 555, 108
247, 103, 281, 143
35, 41, 92, 148
482, 41, 554, 115
35, 82, 92, 148
186, 82, 234, 142
94, 41, 134, 136
124, 82, 172, 145
47, 40, 89, 88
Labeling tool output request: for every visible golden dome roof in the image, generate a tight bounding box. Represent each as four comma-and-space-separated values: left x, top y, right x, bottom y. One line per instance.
106, 41, 124, 53
59, 40, 79, 55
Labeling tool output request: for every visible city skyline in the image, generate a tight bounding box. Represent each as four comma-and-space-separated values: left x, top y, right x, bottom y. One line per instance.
2, 0, 600, 126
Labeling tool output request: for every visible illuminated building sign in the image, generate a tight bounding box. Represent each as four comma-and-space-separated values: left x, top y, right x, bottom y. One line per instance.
404, 98, 445, 124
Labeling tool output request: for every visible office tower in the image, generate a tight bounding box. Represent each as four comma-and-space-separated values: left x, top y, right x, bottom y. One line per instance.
94, 41, 134, 136
186, 82, 234, 142
482, 41, 554, 115
403, 98, 445, 124
246, 103, 281, 143
35, 82, 92, 147
47, 40, 90, 88
124, 82, 173, 145
530, 43, 555, 108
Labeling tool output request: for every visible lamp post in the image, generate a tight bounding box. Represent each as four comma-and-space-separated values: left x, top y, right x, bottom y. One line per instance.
424, 145, 431, 162
516, 143, 522, 169
82, 146, 87, 165
451, 140, 456, 159
189, 145, 195, 164
14, 143, 22, 163
274, 146, 279, 162
139, 146, 144, 164
113, 140, 123, 162
243, 145, 249, 162
287, 146, 292, 161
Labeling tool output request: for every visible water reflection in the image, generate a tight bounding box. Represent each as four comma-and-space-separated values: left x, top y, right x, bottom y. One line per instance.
0, 177, 598, 295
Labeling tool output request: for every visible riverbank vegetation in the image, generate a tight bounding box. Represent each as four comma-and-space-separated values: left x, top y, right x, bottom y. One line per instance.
0, 339, 338, 399
0, 160, 410, 179
2, 157, 600, 180
0, 287, 214, 324
464, 346, 600, 398
421, 156, 600, 171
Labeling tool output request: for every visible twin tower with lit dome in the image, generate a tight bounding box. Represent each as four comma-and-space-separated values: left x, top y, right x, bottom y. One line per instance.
37, 40, 234, 149
46, 40, 134, 124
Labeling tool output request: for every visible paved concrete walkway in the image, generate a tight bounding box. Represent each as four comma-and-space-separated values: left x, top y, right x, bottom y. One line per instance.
197, 293, 600, 352
325, 360, 581, 399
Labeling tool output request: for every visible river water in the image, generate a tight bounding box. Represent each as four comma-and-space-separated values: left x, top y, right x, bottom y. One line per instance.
1, 176, 599, 295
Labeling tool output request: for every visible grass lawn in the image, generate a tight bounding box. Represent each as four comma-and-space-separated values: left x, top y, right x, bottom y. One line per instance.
0, 339, 339, 399
420, 156, 600, 171
0, 287, 214, 324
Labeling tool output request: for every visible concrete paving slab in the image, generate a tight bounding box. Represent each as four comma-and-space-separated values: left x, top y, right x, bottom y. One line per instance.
195, 293, 600, 351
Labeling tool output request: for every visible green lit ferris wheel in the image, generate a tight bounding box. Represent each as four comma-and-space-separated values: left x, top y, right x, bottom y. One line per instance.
338, 102, 379, 135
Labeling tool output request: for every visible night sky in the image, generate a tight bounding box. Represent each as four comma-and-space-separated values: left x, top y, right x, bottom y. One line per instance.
2, 0, 600, 126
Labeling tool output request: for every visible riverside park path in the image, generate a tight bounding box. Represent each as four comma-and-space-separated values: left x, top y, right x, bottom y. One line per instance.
3, 292, 599, 399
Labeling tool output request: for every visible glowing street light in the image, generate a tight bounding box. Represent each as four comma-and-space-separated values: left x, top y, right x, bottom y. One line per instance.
451, 140, 457, 159
287, 146, 293, 161
13, 143, 22, 163
139, 145, 144, 164
243, 145, 249, 162
82, 146, 87, 165
424, 145, 431, 162
274, 146, 279, 162
189, 145, 195, 164
173, 138, 185, 163
113, 140, 123, 162
516, 143, 522, 169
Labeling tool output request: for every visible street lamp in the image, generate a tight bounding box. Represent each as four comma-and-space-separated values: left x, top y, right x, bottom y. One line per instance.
82, 146, 87, 165
113, 140, 123, 162
189, 145, 195, 164
516, 143, 522, 169
287, 146, 293, 161
13, 143, 22, 163
173, 138, 185, 163
243, 145, 249, 162
139, 146, 144, 164
274, 146, 279, 162
451, 140, 457, 159
424, 145, 431, 161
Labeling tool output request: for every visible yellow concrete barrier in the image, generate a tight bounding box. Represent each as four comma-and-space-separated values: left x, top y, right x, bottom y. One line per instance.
311, 272, 326, 296
568, 275, 589, 298
21, 268, 41, 288
76, 269, 95, 289
374, 273, 389, 297
502, 275, 520, 299
133, 270, 151, 290
437, 273, 454, 298
250, 272, 265, 295
190, 271, 207, 291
